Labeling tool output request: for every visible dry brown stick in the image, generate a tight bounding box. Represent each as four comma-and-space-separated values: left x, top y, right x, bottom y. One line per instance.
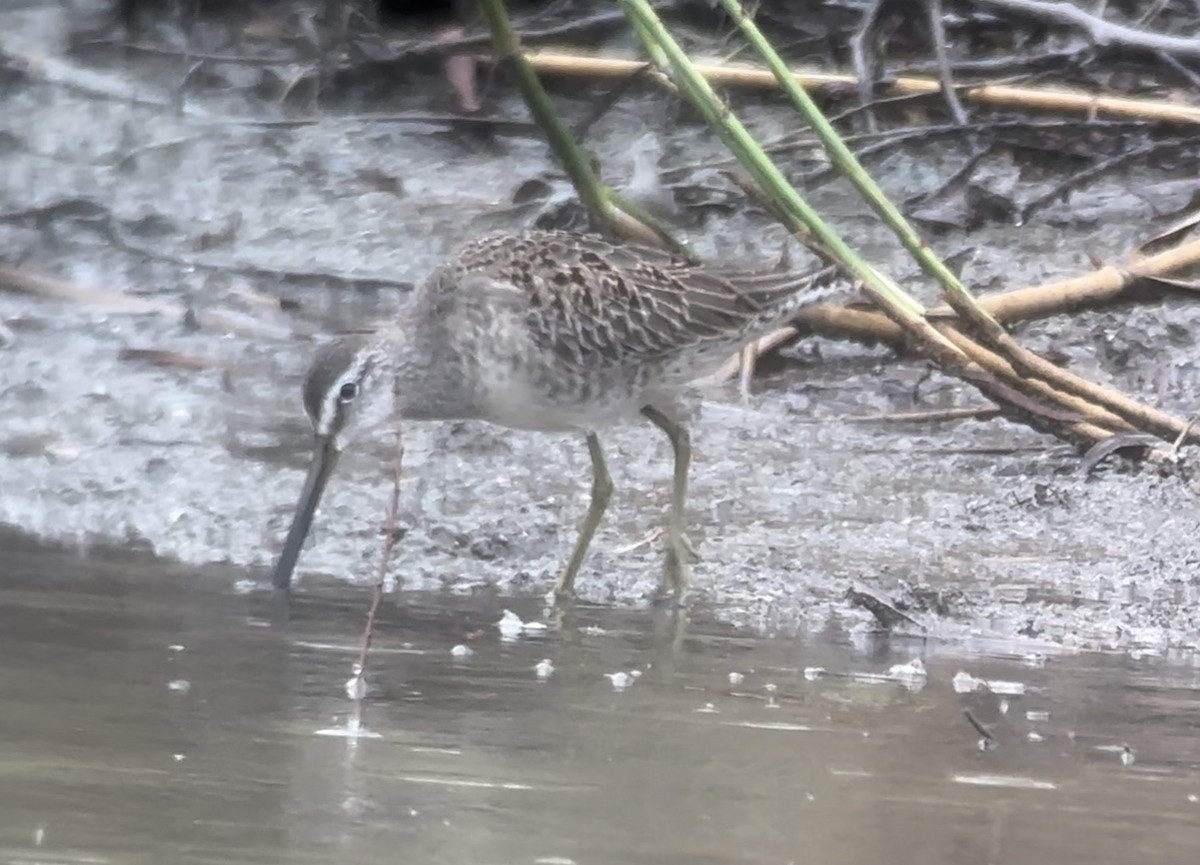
934, 325, 1132, 442
713, 256, 1185, 383
721, 234, 1200, 367
118, 348, 224, 372
0, 264, 294, 339
714, 323, 805, 382
720, 283, 1126, 443
841, 406, 1003, 423
0, 264, 168, 314
723, 286, 1165, 447
792, 303, 899, 343
519, 51, 1200, 126
937, 236, 1200, 320
941, 289, 1200, 445
736, 341, 758, 400
738, 273, 1125, 443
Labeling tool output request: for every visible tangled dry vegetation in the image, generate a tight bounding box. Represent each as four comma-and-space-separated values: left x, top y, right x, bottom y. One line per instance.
6, 0, 1200, 466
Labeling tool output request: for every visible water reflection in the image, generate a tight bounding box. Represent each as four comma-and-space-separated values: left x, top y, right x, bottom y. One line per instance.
1, 529, 1197, 865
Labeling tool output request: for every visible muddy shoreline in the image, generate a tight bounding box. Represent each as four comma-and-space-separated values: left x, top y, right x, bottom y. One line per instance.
2, 1, 1199, 653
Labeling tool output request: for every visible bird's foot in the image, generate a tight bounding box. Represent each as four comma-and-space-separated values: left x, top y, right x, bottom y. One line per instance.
552, 573, 577, 605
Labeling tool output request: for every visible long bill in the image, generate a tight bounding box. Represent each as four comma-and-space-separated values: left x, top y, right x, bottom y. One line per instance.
271, 436, 340, 590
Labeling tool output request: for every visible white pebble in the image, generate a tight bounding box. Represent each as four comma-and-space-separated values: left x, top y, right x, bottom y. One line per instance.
953, 671, 983, 693
887, 659, 927, 689
606, 672, 632, 691
987, 679, 1027, 696
954, 671, 1024, 695
497, 609, 547, 639
497, 609, 525, 639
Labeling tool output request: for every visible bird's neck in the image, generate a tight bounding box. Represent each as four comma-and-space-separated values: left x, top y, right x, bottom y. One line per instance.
380, 301, 478, 422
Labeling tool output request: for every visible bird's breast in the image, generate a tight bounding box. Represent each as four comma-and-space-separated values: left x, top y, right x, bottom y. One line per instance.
472, 359, 648, 433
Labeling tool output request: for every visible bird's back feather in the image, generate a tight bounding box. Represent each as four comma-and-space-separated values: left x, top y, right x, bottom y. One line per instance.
421, 229, 847, 370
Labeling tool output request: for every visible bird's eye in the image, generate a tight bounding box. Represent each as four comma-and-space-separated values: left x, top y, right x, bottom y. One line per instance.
338, 381, 358, 402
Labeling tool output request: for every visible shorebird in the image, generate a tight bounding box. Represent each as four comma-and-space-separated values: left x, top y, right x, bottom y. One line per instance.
271, 229, 843, 599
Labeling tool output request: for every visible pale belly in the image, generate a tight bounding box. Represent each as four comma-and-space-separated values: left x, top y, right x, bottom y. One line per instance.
463, 329, 740, 433
478, 375, 652, 432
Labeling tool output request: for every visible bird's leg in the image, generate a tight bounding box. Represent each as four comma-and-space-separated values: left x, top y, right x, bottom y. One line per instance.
554, 432, 613, 599
641, 406, 697, 600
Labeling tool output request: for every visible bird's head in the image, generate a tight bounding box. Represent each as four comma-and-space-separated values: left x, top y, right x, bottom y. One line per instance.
271, 335, 393, 590
300, 335, 397, 448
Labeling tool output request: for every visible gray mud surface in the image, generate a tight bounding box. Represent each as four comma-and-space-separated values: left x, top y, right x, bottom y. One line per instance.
2, 2, 1200, 656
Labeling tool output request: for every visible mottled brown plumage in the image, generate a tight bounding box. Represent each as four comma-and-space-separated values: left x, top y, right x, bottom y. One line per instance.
430, 230, 832, 369
272, 229, 848, 598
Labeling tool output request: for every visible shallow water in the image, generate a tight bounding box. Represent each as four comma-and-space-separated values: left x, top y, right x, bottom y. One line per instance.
3, 2, 1200, 650
1, 531, 1198, 864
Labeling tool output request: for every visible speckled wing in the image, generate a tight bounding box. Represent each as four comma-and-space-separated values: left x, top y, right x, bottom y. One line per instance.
449, 230, 843, 369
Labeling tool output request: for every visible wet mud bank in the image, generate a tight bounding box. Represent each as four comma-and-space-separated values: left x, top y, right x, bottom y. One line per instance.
1, 1, 1199, 653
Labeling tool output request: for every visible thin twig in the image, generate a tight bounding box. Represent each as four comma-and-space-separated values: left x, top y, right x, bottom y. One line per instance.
848, 0, 883, 133
1018, 141, 1181, 224
926, 0, 969, 124
977, 0, 1200, 60
840, 406, 1003, 423
350, 422, 406, 708
1170, 416, 1197, 458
